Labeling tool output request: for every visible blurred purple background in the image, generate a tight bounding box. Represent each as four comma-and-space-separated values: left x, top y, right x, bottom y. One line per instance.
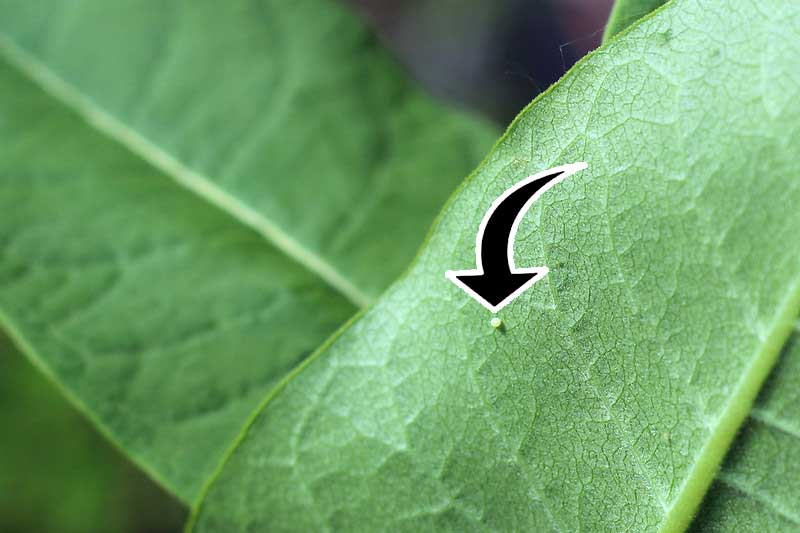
348, 0, 614, 124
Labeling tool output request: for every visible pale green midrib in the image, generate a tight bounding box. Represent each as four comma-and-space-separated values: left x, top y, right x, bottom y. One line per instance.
0, 35, 372, 309
658, 277, 800, 533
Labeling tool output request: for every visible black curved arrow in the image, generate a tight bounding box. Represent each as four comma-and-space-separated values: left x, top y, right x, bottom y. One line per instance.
445, 162, 587, 313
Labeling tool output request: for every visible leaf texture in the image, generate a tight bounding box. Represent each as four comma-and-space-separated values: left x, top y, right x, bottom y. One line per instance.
604, 0, 800, 528
0, 0, 494, 502
190, 1, 800, 531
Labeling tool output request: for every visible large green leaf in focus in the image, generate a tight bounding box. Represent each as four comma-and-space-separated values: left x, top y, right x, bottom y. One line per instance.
605, 0, 800, 527
0, 0, 494, 503
190, 1, 800, 531
602, 0, 800, 528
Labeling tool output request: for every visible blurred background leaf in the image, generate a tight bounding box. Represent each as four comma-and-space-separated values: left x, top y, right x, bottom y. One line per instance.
602, 0, 667, 43
0, 333, 185, 533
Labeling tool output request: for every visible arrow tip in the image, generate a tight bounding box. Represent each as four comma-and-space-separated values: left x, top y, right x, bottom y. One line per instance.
445, 268, 548, 313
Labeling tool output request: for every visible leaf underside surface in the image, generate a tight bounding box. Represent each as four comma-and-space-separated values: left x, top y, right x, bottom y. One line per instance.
190, 0, 800, 531
0, 0, 494, 502
606, 0, 800, 529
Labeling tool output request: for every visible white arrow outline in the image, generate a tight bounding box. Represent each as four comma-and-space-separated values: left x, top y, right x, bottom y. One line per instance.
445, 162, 588, 313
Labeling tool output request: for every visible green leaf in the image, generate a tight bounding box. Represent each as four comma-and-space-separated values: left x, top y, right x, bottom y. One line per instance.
189, 0, 800, 531
0, 0, 495, 305
605, 1, 800, 527
0, 334, 185, 533
0, 0, 494, 502
692, 324, 800, 531
603, 0, 668, 43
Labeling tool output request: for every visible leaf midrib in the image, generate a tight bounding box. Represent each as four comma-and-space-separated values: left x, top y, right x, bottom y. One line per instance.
658, 277, 800, 532
598, 0, 800, 527
0, 35, 372, 309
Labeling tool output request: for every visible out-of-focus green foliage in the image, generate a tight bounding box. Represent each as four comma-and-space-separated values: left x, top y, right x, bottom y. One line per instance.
602, 0, 668, 43
0, 335, 185, 533
0, 0, 495, 504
